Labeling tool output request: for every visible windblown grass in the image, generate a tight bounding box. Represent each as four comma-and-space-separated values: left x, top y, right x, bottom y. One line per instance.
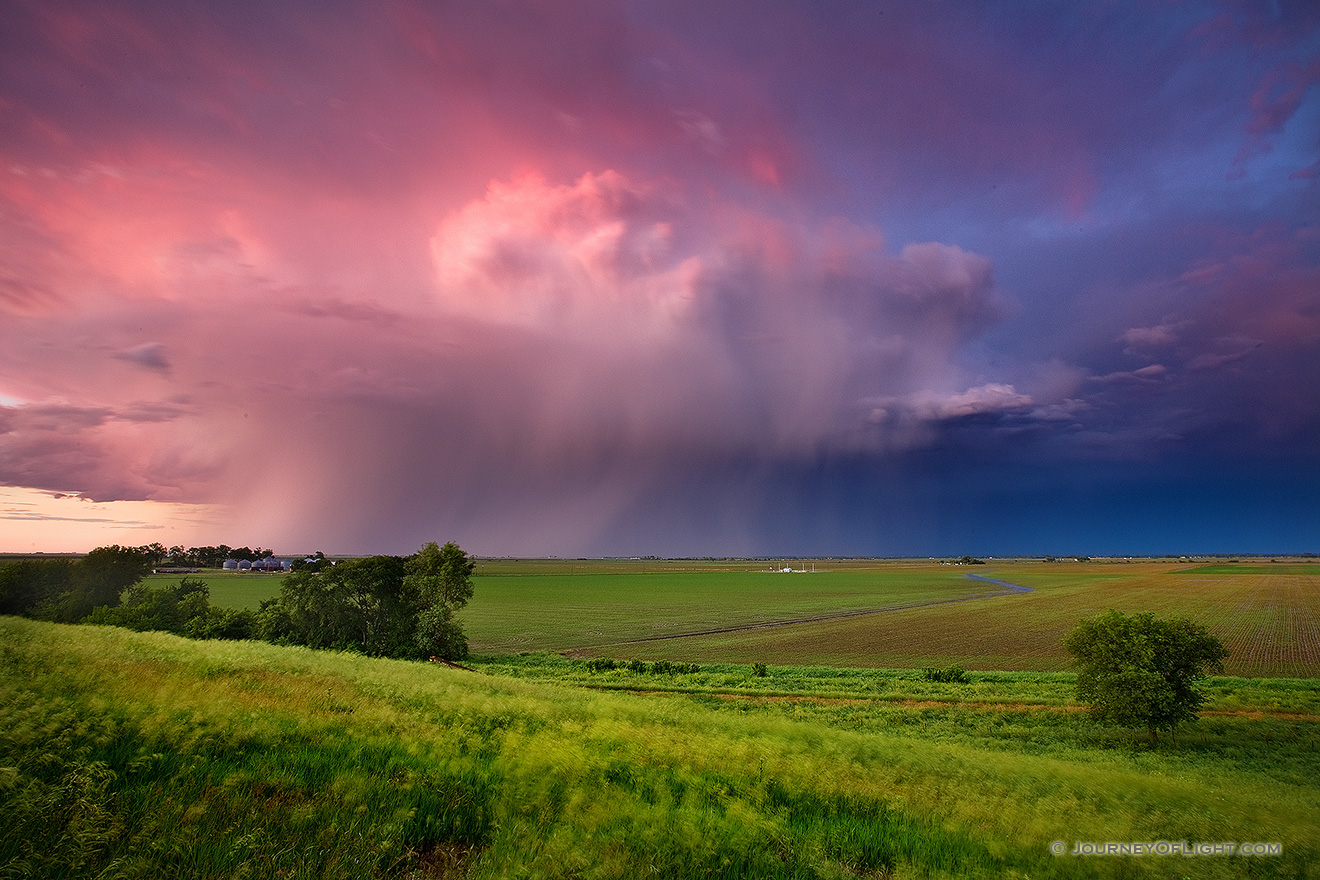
3, 617, 1317, 878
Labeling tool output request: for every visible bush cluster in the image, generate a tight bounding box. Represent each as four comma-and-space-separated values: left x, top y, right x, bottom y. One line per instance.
83, 577, 256, 640
920, 665, 970, 683
584, 658, 702, 675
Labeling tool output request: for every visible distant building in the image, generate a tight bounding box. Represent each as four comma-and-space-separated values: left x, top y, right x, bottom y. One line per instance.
222, 559, 239, 571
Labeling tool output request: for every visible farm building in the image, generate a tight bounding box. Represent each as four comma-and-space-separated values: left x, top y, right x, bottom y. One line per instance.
223, 557, 291, 572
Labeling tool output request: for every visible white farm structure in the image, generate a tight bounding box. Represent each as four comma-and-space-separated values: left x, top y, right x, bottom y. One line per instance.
769, 561, 817, 573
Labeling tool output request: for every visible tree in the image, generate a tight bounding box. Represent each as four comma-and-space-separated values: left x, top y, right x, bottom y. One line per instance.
0, 558, 76, 617
290, 551, 329, 572
137, 543, 168, 564
1064, 609, 1228, 744
84, 576, 256, 640
258, 542, 474, 660
265, 556, 408, 653
66, 545, 155, 620
85, 576, 212, 633
0, 545, 154, 623
405, 541, 475, 608
413, 603, 468, 661
403, 541, 475, 660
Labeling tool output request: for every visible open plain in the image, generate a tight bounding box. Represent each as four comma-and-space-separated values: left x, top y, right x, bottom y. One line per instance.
455, 559, 1320, 677
173, 557, 1320, 676
40, 557, 1307, 877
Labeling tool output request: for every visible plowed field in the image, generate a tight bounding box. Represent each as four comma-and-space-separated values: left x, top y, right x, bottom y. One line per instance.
466, 561, 1320, 676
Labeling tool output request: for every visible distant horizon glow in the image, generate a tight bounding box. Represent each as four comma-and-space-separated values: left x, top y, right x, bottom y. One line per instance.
0, 487, 224, 553
1, 1, 1317, 556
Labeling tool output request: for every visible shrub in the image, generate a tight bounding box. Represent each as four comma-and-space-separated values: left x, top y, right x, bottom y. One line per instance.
643, 660, 701, 675
921, 665, 970, 684
186, 607, 257, 641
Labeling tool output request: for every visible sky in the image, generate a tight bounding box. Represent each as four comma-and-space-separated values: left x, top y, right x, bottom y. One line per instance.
1, 0, 1318, 557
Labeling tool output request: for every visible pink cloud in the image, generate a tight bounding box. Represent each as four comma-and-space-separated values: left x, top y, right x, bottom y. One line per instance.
0, 158, 1013, 550
0, 398, 217, 502
428, 171, 1009, 455
431, 171, 702, 332
1184, 224, 1320, 348
881, 384, 1035, 422
1192, 1, 1320, 52
1119, 323, 1182, 353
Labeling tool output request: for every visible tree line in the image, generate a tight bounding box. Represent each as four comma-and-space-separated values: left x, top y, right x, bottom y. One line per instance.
0, 541, 475, 660
71, 542, 281, 568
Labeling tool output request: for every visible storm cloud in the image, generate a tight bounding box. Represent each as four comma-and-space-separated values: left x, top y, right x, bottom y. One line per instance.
1, 0, 1317, 554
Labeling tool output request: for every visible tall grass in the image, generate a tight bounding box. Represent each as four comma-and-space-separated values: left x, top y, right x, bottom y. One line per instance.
2, 617, 1316, 878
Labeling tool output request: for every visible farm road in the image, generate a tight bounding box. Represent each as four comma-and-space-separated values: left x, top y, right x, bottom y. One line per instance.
586, 572, 1033, 649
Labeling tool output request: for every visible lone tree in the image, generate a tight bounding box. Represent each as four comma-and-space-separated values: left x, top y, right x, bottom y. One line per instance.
404, 541, 476, 660
1065, 609, 1228, 744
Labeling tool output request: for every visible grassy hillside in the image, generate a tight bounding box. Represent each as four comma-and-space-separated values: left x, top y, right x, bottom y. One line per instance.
3, 617, 1316, 878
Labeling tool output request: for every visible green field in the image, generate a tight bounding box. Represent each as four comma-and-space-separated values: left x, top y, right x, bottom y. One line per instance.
461, 560, 1320, 678
604, 563, 1320, 677
181, 559, 1320, 677
1177, 564, 1320, 575
464, 566, 1003, 653
3, 617, 1316, 879
143, 570, 285, 610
